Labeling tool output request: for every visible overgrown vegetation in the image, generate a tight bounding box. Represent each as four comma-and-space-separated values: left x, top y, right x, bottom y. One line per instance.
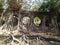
0, 1, 3, 9
0, 0, 60, 12
34, 17, 41, 26
38, 0, 60, 13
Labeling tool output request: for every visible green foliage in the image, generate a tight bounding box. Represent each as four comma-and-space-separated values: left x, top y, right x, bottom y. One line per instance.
34, 17, 40, 23
38, 0, 50, 12
34, 17, 41, 26
38, 0, 60, 12
0, 1, 3, 8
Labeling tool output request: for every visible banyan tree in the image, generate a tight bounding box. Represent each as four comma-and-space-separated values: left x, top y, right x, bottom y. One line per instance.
0, 0, 60, 45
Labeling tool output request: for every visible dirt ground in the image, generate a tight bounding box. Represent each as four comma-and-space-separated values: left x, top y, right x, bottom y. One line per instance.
0, 36, 60, 45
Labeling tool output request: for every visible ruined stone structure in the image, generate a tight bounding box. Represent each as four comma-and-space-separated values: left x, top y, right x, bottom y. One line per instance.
0, 8, 60, 36
0, 0, 60, 45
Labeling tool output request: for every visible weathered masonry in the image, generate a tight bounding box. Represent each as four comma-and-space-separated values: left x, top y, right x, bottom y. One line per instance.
0, 8, 60, 36
19, 11, 60, 35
